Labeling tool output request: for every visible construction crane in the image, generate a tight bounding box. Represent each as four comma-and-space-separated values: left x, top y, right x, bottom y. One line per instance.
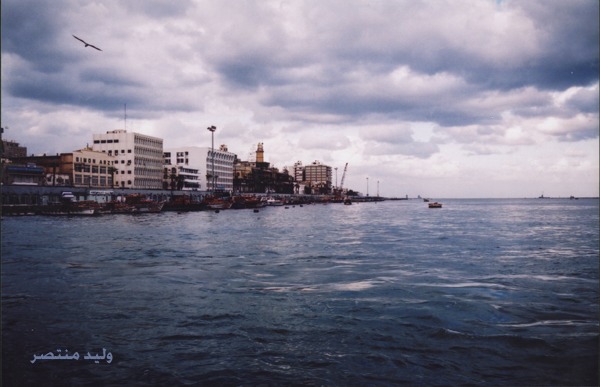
333, 163, 348, 200
339, 162, 348, 191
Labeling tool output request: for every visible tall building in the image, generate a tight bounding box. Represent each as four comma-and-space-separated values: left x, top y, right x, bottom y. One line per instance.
304, 160, 332, 190
92, 130, 163, 189
163, 145, 236, 192
293, 161, 304, 182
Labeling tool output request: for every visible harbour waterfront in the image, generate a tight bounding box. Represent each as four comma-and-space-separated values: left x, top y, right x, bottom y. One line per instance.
2, 199, 598, 385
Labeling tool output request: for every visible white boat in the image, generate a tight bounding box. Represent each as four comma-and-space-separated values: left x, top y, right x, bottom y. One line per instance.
266, 197, 284, 206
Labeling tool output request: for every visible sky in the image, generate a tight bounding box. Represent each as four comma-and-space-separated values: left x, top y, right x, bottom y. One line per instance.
1, 0, 598, 198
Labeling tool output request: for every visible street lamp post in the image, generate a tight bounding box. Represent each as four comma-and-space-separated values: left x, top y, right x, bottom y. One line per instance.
366, 177, 369, 197
377, 180, 379, 197
335, 167, 338, 190
207, 125, 216, 192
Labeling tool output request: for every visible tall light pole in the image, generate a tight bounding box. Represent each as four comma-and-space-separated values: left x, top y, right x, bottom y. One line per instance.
377, 180, 379, 197
335, 167, 338, 190
207, 125, 216, 192
366, 177, 369, 197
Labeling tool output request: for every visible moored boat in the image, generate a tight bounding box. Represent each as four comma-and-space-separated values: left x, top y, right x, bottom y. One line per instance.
40, 200, 101, 216
163, 195, 207, 212
121, 194, 164, 213
266, 197, 284, 206
428, 202, 442, 208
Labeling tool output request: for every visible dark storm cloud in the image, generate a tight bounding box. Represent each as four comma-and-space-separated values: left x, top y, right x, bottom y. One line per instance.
566, 87, 600, 115
1, 0, 75, 73
6, 69, 146, 111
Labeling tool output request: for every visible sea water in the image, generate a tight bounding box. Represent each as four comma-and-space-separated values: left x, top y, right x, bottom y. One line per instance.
2, 199, 598, 386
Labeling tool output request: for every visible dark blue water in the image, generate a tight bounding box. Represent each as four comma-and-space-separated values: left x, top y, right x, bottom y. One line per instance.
2, 199, 598, 386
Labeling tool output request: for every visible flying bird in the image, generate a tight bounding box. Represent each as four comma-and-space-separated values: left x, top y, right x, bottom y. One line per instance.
72, 35, 102, 51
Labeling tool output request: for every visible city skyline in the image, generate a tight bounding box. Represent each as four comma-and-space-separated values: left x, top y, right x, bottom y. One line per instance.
1, 0, 598, 198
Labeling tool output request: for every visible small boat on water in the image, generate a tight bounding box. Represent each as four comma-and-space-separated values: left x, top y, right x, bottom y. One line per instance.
203, 197, 232, 210
231, 195, 267, 209
343, 196, 352, 205
428, 202, 442, 208
102, 194, 164, 214
163, 195, 207, 212
41, 200, 101, 216
266, 197, 284, 206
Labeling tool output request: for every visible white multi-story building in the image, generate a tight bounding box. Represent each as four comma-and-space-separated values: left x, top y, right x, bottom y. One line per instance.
92, 129, 164, 189
163, 145, 236, 192
293, 161, 304, 182
163, 150, 202, 191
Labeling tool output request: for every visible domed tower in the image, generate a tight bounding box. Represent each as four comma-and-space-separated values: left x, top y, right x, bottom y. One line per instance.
256, 142, 264, 163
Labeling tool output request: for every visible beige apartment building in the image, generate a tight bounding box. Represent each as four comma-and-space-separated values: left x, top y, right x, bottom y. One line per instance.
92, 130, 164, 189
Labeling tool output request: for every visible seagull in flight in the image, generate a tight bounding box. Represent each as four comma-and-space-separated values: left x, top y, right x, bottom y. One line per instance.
72, 35, 102, 51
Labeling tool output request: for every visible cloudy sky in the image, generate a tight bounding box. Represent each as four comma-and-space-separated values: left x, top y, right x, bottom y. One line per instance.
2, 0, 598, 198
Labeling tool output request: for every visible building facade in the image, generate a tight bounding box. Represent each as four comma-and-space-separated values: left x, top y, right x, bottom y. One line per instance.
70, 147, 117, 188
303, 160, 332, 194
92, 130, 163, 189
8, 148, 116, 188
2, 139, 27, 159
163, 150, 201, 190
233, 143, 295, 194
163, 145, 236, 192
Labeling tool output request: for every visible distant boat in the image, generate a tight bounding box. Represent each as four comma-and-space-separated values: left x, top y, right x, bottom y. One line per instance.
124, 194, 164, 213
428, 202, 442, 208
40, 200, 100, 216
204, 197, 232, 210
423, 198, 430, 202
343, 196, 352, 205
266, 197, 284, 206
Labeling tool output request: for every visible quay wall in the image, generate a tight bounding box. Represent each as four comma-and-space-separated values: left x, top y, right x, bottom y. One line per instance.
0, 185, 353, 206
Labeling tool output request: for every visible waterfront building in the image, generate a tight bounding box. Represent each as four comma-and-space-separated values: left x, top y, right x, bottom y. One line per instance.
92, 130, 163, 189
162, 149, 202, 191
7, 148, 117, 188
293, 161, 304, 182
2, 139, 27, 160
1, 163, 45, 186
69, 147, 117, 188
233, 143, 295, 194
303, 160, 333, 194
163, 145, 236, 192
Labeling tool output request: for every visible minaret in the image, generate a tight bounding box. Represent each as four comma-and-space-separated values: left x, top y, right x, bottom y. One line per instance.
256, 142, 264, 163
